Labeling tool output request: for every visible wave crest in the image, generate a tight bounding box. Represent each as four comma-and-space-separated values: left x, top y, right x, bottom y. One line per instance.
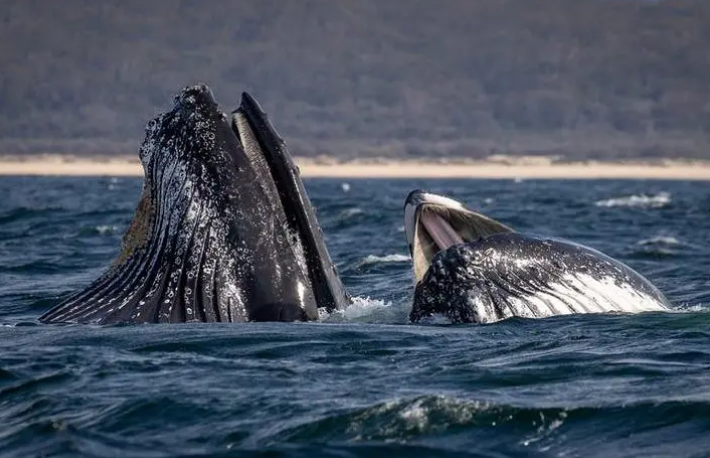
637, 236, 681, 246
595, 192, 671, 209
359, 254, 411, 266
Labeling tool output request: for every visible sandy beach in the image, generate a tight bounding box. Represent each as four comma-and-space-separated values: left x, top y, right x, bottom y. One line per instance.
0, 155, 709, 180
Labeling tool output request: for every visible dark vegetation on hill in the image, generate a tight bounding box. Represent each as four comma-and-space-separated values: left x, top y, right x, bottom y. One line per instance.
1, 0, 709, 159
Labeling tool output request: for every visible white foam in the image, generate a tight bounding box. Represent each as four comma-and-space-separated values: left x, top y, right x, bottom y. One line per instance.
673, 303, 708, 313
522, 411, 568, 447
319, 296, 393, 322
595, 192, 671, 209
96, 225, 118, 235
340, 207, 364, 218
399, 401, 429, 429
359, 254, 411, 266
341, 182, 351, 192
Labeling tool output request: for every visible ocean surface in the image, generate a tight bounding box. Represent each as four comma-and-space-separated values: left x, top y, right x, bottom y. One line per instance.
1, 176, 709, 458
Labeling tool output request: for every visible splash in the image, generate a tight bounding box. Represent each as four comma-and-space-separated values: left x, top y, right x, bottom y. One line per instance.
673, 303, 709, 313
319, 296, 394, 322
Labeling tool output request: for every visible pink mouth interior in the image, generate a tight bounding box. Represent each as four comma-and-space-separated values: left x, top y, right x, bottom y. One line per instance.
420, 212, 464, 251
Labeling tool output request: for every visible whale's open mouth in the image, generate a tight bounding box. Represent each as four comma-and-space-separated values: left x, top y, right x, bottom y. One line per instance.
403, 190, 514, 283
40, 84, 348, 324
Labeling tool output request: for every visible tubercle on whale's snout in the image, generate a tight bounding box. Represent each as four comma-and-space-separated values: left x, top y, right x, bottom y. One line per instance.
173, 84, 218, 109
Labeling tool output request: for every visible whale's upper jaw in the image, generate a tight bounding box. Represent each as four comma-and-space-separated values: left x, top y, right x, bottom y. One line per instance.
39, 85, 348, 324
403, 190, 514, 283
404, 190, 465, 252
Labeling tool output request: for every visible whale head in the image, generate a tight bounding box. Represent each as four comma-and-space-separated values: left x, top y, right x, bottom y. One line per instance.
40, 85, 348, 324
403, 190, 514, 284
403, 190, 670, 324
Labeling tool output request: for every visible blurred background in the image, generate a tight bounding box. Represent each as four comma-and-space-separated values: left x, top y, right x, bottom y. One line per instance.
1, 0, 708, 160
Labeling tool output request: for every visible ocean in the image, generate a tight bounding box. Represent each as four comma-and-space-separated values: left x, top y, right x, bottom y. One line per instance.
0, 177, 709, 457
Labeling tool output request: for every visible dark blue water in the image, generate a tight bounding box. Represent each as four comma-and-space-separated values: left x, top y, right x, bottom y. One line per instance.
1, 177, 709, 457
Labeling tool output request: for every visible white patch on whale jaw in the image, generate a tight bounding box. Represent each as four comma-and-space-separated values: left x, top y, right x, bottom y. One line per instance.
415, 192, 467, 211
411, 240, 671, 325
454, 272, 669, 324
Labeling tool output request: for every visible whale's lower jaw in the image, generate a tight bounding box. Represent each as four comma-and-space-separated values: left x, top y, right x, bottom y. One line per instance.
413, 270, 669, 325
410, 234, 671, 324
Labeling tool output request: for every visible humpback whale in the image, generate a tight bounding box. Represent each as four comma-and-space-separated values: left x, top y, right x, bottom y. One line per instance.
40, 84, 349, 324
404, 190, 671, 324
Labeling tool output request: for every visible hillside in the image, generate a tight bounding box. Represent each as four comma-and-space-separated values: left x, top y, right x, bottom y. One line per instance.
1, 0, 709, 159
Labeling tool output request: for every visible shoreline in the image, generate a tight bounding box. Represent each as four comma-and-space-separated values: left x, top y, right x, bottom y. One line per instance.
1, 156, 710, 180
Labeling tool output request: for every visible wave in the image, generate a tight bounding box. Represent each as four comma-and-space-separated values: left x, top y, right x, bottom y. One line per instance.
0, 206, 64, 225
595, 192, 671, 208
632, 234, 696, 258
3, 390, 709, 457
270, 394, 710, 449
